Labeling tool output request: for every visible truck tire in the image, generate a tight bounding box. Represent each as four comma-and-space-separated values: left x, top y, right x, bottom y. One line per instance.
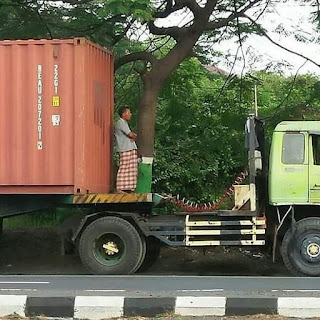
138, 237, 161, 272
281, 217, 320, 276
78, 216, 145, 275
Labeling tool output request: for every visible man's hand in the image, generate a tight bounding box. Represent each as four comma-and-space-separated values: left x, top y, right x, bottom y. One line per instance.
128, 132, 137, 141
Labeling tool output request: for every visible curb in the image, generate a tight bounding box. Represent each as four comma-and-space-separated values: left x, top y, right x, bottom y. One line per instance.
1, 295, 320, 319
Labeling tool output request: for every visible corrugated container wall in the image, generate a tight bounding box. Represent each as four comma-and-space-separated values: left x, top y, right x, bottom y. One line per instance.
0, 38, 114, 194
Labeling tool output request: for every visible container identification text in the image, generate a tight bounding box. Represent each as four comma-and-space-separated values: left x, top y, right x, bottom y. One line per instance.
37, 64, 43, 150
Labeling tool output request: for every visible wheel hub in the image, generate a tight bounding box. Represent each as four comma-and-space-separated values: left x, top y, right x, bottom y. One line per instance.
301, 235, 320, 262
307, 243, 320, 258
102, 241, 119, 255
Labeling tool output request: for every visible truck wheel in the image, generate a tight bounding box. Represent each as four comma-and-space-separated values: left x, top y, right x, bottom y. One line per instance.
138, 237, 161, 272
78, 216, 145, 275
281, 217, 320, 276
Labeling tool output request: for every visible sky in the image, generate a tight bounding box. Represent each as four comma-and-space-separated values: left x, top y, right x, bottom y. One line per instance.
216, 0, 320, 76
153, 0, 320, 76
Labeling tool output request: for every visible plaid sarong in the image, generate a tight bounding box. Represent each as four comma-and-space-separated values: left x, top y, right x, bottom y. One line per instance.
116, 149, 138, 191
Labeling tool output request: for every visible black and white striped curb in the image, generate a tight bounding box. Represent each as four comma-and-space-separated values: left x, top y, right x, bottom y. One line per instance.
1, 295, 320, 319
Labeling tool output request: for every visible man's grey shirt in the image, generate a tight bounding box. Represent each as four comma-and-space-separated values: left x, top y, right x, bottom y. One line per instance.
115, 118, 137, 152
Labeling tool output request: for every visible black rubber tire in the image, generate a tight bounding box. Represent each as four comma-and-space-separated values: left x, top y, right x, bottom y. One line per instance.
132, 231, 147, 273
78, 216, 144, 275
138, 237, 161, 272
281, 217, 320, 277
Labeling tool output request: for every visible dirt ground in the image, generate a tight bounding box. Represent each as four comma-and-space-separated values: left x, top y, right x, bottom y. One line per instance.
0, 227, 289, 276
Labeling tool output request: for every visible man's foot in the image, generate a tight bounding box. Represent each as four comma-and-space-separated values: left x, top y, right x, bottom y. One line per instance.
116, 190, 128, 194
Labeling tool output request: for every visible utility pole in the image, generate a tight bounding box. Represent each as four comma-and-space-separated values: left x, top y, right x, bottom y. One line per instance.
247, 74, 262, 117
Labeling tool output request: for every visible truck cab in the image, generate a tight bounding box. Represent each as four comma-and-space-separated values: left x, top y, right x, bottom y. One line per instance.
269, 121, 320, 205
268, 121, 320, 277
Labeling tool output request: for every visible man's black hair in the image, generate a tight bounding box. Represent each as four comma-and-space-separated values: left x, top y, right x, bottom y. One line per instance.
118, 106, 130, 117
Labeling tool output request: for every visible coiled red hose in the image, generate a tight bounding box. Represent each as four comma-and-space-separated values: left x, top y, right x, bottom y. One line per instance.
171, 170, 248, 212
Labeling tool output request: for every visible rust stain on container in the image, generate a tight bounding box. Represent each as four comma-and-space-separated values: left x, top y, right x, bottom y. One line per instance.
0, 38, 114, 194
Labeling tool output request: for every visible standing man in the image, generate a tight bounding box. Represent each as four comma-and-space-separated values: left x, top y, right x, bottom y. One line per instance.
114, 106, 138, 193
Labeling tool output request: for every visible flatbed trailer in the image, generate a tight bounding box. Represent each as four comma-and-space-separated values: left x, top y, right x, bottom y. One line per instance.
0, 184, 266, 275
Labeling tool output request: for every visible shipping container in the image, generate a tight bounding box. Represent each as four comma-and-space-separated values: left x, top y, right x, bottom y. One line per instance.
0, 38, 114, 195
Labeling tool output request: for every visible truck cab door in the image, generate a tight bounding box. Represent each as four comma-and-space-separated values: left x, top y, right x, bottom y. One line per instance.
269, 131, 309, 205
309, 134, 320, 203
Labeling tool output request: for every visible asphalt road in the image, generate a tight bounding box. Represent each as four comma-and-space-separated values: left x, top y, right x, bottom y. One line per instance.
1, 275, 320, 298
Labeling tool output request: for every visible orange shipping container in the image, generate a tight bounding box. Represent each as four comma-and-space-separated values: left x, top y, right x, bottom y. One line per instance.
0, 38, 114, 194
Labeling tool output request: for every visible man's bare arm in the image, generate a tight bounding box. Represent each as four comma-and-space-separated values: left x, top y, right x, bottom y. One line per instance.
128, 132, 137, 140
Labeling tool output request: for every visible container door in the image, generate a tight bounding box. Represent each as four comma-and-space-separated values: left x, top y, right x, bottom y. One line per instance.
281, 132, 309, 203
309, 134, 320, 203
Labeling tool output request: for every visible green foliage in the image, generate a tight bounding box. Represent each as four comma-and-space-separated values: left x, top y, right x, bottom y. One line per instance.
0, 0, 134, 46
99, 0, 153, 21
256, 72, 320, 137
152, 58, 250, 201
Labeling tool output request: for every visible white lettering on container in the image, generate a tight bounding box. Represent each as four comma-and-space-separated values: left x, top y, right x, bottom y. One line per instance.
37, 65, 43, 149
54, 64, 59, 94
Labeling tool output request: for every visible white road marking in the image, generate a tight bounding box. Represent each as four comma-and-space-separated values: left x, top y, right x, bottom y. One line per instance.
85, 290, 125, 292
272, 289, 320, 293
0, 289, 37, 292
0, 281, 49, 284
179, 289, 224, 292
0, 289, 21, 291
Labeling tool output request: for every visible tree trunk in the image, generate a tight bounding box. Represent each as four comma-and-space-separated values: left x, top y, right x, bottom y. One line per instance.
135, 72, 162, 192
137, 74, 162, 157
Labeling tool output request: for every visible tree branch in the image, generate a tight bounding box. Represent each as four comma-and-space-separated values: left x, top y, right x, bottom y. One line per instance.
244, 14, 320, 69
204, 0, 218, 13
115, 51, 158, 70
112, 18, 135, 46
155, 1, 183, 18
46, 0, 92, 4
151, 0, 203, 39
155, 0, 201, 18
176, 0, 201, 15
148, 21, 188, 40
205, 0, 261, 30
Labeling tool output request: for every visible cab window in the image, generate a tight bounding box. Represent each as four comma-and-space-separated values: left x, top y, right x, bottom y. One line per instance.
282, 133, 305, 164
312, 135, 320, 165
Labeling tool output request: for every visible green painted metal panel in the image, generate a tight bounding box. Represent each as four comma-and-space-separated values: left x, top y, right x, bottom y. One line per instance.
135, 163, 152, 193
275, 121, 320, 133
309, 135, 320, 203
269, 131, 309, 205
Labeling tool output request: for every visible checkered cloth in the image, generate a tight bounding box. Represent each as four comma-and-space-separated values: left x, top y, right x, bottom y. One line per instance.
116, 149, 138, 191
